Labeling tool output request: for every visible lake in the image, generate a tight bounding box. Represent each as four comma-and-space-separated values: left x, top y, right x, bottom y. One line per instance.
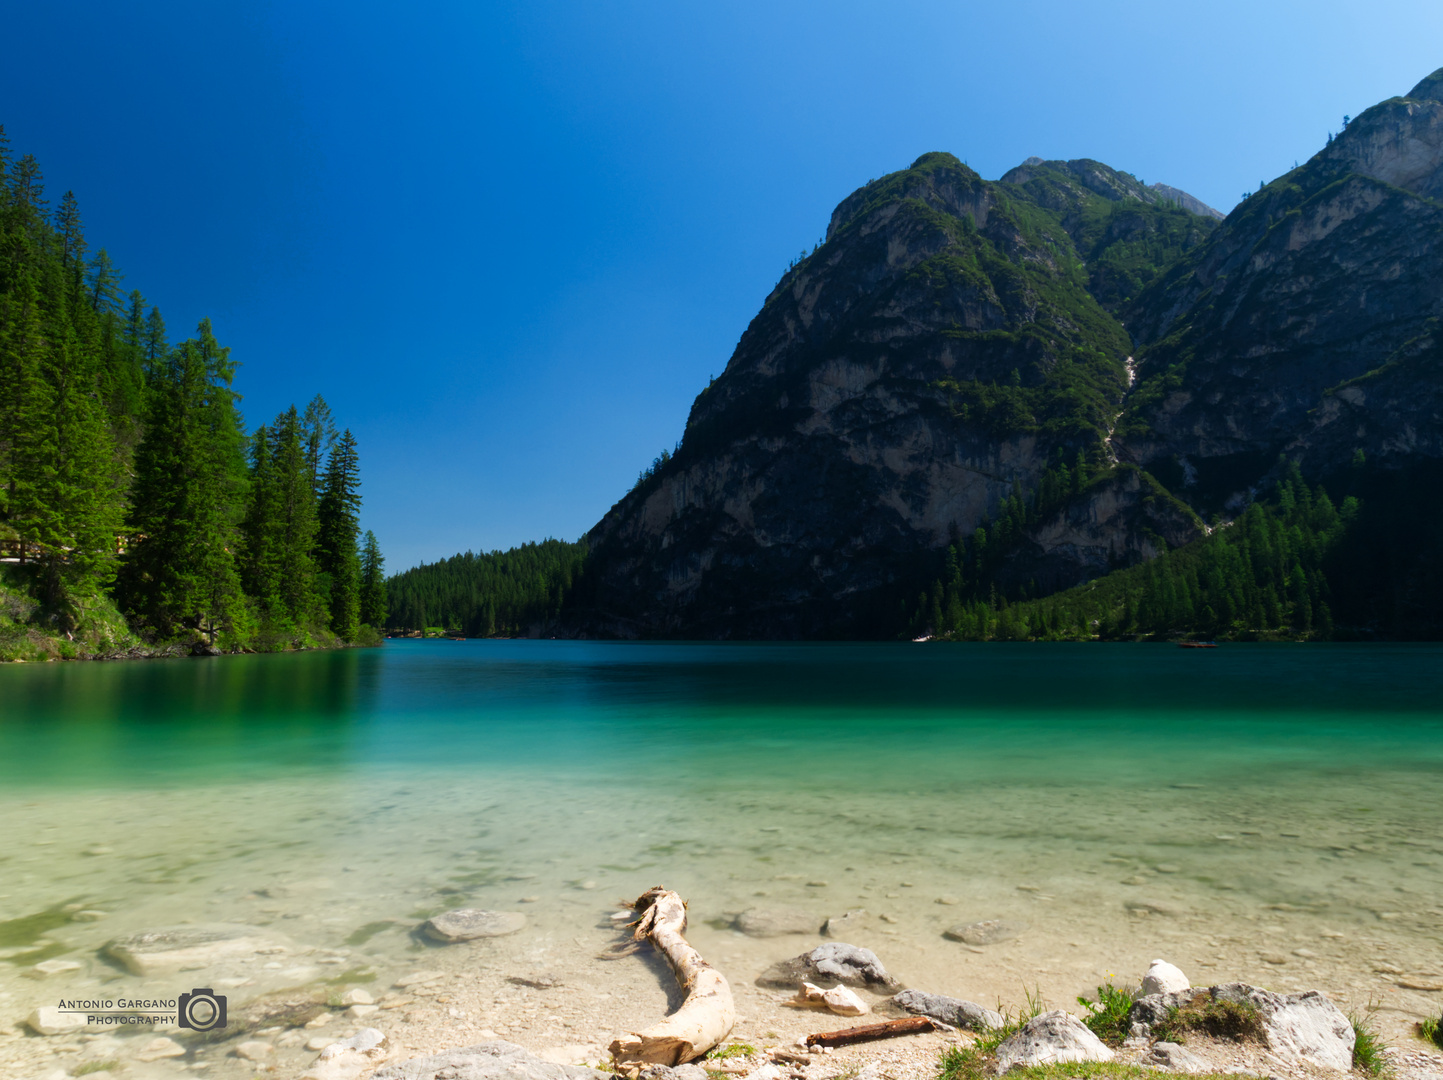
1, 641, 1441, 1074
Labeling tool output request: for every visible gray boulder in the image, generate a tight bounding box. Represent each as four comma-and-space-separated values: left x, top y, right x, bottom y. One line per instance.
733, 907, 819, 937
887, 989, 1002, 1031
373, 1041, 608, 1080
994, 1011, 1114, 1072
822, 909, 867, 938
1128, 989, 1197, 1033
637, 1066, 708, 1080
756, 942, 899, 990
422, 909, 527, 943
942, 919, 1023, 946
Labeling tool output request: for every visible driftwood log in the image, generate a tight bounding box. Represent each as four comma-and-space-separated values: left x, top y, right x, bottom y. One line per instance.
609, 887, 736, 1066
805, 1015, 941, 1048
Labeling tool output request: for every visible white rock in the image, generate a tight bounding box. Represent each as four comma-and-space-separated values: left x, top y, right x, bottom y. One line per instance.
994, 1010, 1115, 1071
25, 958, 83, 978
742, 1066, 782, 1080
794, 981, 869, 1017
340, 988, 374, 1005
319, 1027, 388, 1058
308, 1036, 339, 1051
135, 1036, 187, 1061
305, 1011, 335, 1029
25, 1005, 90, 1035
1140, 958, 1191, 997
347, 1003, 380, 1018
235, 1040, 274, 1061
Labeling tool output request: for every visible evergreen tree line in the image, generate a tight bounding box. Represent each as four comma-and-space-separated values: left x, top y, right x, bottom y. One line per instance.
386, 540, 586, 636
0, 128, 385, 651
911, 464, 1363, 642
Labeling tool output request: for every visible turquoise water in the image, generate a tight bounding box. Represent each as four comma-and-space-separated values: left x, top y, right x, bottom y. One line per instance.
2, 641, 1442, 1068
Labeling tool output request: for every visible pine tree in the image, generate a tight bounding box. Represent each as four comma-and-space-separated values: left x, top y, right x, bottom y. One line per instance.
301, 394, 336, 492
119, 319, 248, 644
267, 405, 322, 630
317, 429, 362, 640
359, 529, 387, 629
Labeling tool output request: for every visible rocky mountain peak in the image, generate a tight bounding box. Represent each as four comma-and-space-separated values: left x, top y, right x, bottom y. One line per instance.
1407, 67, 1443, 103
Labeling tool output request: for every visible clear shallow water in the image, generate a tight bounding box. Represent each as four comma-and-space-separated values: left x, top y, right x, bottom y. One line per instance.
2, 641, 1442, 1068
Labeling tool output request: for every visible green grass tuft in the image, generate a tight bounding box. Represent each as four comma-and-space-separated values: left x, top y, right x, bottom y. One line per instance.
1350, 1011, 1391, 1076
74, 1061, 122, 1076
705, 1043, 756, 1062
1153, 994, 1262, 1044
1419, 1013, 1442, 1049
1078, 979, 1137, 1046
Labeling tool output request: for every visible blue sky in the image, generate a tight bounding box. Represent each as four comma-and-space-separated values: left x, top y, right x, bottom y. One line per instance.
4, 1, 1441, 570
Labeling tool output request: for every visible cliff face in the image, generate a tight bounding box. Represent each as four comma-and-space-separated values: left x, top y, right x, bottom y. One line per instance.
581, 68, 1443, 638
1119, 69, 1443, 508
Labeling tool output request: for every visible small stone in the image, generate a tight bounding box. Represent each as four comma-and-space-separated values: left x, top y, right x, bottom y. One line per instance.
1123, 899, 1178, 917
71, 910, 107, 921
422, 908, 526, 942
822, 909, 867, 938
1149, 1041, 1212, 1073
805, 881, 829, 888
794, 981, 869, 1016
1140, 959, 1190, 996
1398, 978, 1443, 991
136, 1036, 187, 1061
734, 907, 819, 937
609, 910, 633, 921
339, 988, 374, 1005
307, 1036, 339, 1051
519, 896, 541, 903
83, 845, 114, 855
305, 1012, 335, 1029
579, 880, 597, 890
1261, 953, 1288, 964
26, 1006, 92, 1036
1121, 875, 1149, 886
26, 959, 83, 978
935, 896, 959, 906
943, 919, 1023, 946
1155, 864, 1181, 874
347, 1004, 381, 1017
234, 1041, 274, 1061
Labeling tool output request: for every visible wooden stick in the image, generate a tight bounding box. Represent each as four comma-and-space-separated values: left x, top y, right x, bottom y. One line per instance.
608, 887, 737, 1066
805, 1016, 940, 1048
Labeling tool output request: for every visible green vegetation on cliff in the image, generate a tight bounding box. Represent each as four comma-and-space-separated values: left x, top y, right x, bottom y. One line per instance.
0, 128, 381, 659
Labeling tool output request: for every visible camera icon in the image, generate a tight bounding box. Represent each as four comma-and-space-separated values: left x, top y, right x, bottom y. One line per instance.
177, 988, 227, 1031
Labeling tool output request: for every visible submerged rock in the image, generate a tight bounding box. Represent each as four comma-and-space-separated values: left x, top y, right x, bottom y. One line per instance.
102, 923, 290, 976
1139, 958, 1190, 996
733, 907, 819, 937
994, 1011, 1114, 1071
373, 1040, 609, 1079
303, 1027, 390, 1080
887, 989, 1003, 1031
942, 919, 1023, 946
422, 909, 527, 942
756, 942, 899, 990
26, 1005, 92, 1036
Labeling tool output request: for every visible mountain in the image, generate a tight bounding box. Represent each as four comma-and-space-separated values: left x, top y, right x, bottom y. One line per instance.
1119, 69, 1443, 511
579, 153, 1219, 636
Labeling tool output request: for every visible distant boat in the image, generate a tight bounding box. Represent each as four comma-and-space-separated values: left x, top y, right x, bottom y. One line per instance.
1177, 641, 1218, 649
